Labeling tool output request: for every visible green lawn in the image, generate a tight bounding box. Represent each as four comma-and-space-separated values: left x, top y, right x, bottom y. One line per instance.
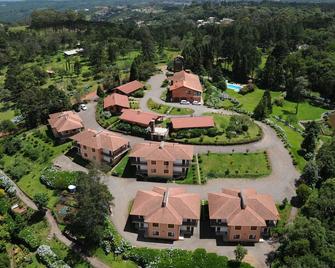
200, 152, 271, 179
94, 248, 137, 268
176, 159, 199, 184
1, 126, 71, 207
0, 101, 16, 121
147, 98, 194, 115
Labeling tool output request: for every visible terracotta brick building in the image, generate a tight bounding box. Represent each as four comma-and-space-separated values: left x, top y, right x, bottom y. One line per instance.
208, 188, 279, 243
104, 93, 130, 114
129, 141, 193, 179
130, 187, 200, 240
71, 129, 130, 165
48, 111, 84, 139
114, 80, 144, 96
170, 116, 214, 130
168, 70, 203, 102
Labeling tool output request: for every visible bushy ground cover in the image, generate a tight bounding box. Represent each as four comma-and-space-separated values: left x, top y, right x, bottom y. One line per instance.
147, 98, 194, 115
200, 152, 271, 179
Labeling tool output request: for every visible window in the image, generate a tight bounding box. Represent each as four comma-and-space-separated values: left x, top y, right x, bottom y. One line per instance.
83, 145, 87, 150
153, 223, 159, 227
164, 161, 169, 165
235, 226, 241, 230
233, 234, 240, 240
151, 161, 156, 165
168, 224, 174, 228
249, 234, 256, 240
216, 227, 221, 232
151, 169, 156, 173
164, 170, 169, 174
84, 153, 88, 157
153, 231, 159, 236
168, 232, 174, 237
216, 219, 222, 223
92, 148, 95, 152
251, 226, 257, 230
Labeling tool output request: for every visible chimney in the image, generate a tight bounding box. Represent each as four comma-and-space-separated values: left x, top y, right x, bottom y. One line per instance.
159, 141, 165, 149
162, 190, 169, 207
150, 120, 155, 133
239, 190, 247, 209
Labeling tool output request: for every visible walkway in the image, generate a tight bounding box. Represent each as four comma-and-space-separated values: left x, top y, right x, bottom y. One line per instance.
75, 70, 301, 268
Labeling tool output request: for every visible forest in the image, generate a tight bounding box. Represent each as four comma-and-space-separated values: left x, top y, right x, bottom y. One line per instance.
0, 1, 335, 267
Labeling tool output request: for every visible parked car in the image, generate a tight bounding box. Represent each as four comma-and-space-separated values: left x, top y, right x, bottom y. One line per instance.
192, 101, 201, 105
180, 100, 190, 105
80, 104, 88, 111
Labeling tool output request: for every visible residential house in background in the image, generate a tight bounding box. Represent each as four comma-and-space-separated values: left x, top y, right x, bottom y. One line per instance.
104, 93, 130, 114
71, 129, 130, 165
130, 186, 200, 240
168, 70, 203, 103
48, 111, 84, 139
129, 141, 193, 179
208, 188, 279, 243
170, 116, 214, 130
119, 109, 162, 128
114, 80, 144, 96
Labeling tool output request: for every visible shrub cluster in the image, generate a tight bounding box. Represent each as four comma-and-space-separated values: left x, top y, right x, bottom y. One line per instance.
114, 121, 148, 137
40, 167, 80, 190
37, 245, 70, 268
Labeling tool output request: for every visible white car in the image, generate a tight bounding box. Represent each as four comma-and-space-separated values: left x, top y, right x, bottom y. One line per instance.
80, 104, 88, 111
192, 101, 201, 105
180, 100, 190, 105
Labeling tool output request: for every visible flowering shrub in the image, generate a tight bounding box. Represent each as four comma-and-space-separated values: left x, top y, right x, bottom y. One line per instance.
0, 171, 16, 196
40, 167, 79, 190
37, 245, 70, 268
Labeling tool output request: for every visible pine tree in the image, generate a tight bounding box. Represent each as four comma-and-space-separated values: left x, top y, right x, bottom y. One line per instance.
97, 84, 104, 98
129, 58, 140, 81
253, 91, 272, 120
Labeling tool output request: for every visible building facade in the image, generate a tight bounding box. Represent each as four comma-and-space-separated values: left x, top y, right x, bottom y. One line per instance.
129, 141, 193, 179
71, 129, 130, 165
130, 187, 200, 240
208, 188, 279, 243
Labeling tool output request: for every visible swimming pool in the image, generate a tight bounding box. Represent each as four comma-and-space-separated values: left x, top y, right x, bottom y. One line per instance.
227, 83, 242, 92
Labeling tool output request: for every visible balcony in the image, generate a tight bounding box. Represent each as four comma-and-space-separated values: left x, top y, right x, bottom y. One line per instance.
182, 219, 197, 226
173, 161, 190, 167
210, 219, 228, 227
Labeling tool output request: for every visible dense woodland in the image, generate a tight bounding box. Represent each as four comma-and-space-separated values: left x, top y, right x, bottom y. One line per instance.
0, 2, 335, 267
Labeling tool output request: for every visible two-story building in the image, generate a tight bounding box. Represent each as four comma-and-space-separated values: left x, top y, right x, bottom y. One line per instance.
71, 129, 130, 165
48, 111, 84, 139
130, 186, 200, 240
208, 188, 279, 243
129, 141, 193, 179
168, 70, 203, 103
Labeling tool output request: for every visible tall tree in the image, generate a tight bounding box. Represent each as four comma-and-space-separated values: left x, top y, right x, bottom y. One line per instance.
253, 90, 272, 120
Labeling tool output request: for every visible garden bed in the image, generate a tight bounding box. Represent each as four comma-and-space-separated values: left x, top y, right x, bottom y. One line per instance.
200, 152, 271, 179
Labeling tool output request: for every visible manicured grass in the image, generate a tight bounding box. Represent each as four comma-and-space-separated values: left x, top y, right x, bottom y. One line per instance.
176, 159, 199, 185
0, 101, 16, 121
147, 98, 194, 115
171, 113, 262, 145
200, 152, 271, 179
94, 248, 137, 268
112, 155, 129, 176
275, 121, 306, 171
272, 203, 293, 235
1, 126, 71, 207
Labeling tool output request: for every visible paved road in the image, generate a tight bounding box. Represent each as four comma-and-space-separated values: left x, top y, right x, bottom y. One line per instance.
75, 71, 301, 268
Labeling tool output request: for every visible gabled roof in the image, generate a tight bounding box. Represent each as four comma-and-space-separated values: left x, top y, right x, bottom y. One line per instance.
71, 129, 128, 152
130, 187, 200, 225
48, 111, 84, 133
119, 109, 160, 127
170, 71, 203, 92
171, 116, 214, 129
115, 80, 144, 95
104, 93, 130, 109
208, 188, 279, 227
129, 141, 193, 161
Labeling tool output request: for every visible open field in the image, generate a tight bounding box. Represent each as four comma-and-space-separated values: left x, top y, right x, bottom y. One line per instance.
200, 152, 271, 179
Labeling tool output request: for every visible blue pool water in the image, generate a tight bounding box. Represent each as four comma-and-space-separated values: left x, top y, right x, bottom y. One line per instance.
227, 83, 242, 92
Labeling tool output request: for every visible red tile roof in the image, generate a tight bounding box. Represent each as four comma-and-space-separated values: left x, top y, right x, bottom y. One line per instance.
71, 129, 129, 151
208, 188, 279, 227
129, 141, 193, 161
170, 71, 202, 92
115, 80, 144, 95
171, 116, 214, 129
130, 187, 200, 225
104, 93, 130, 109
119, 109, 160, 127
48, 111, 84, 133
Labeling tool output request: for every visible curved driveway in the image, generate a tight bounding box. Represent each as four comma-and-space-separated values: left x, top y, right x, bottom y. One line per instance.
77, 70, 300, 268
